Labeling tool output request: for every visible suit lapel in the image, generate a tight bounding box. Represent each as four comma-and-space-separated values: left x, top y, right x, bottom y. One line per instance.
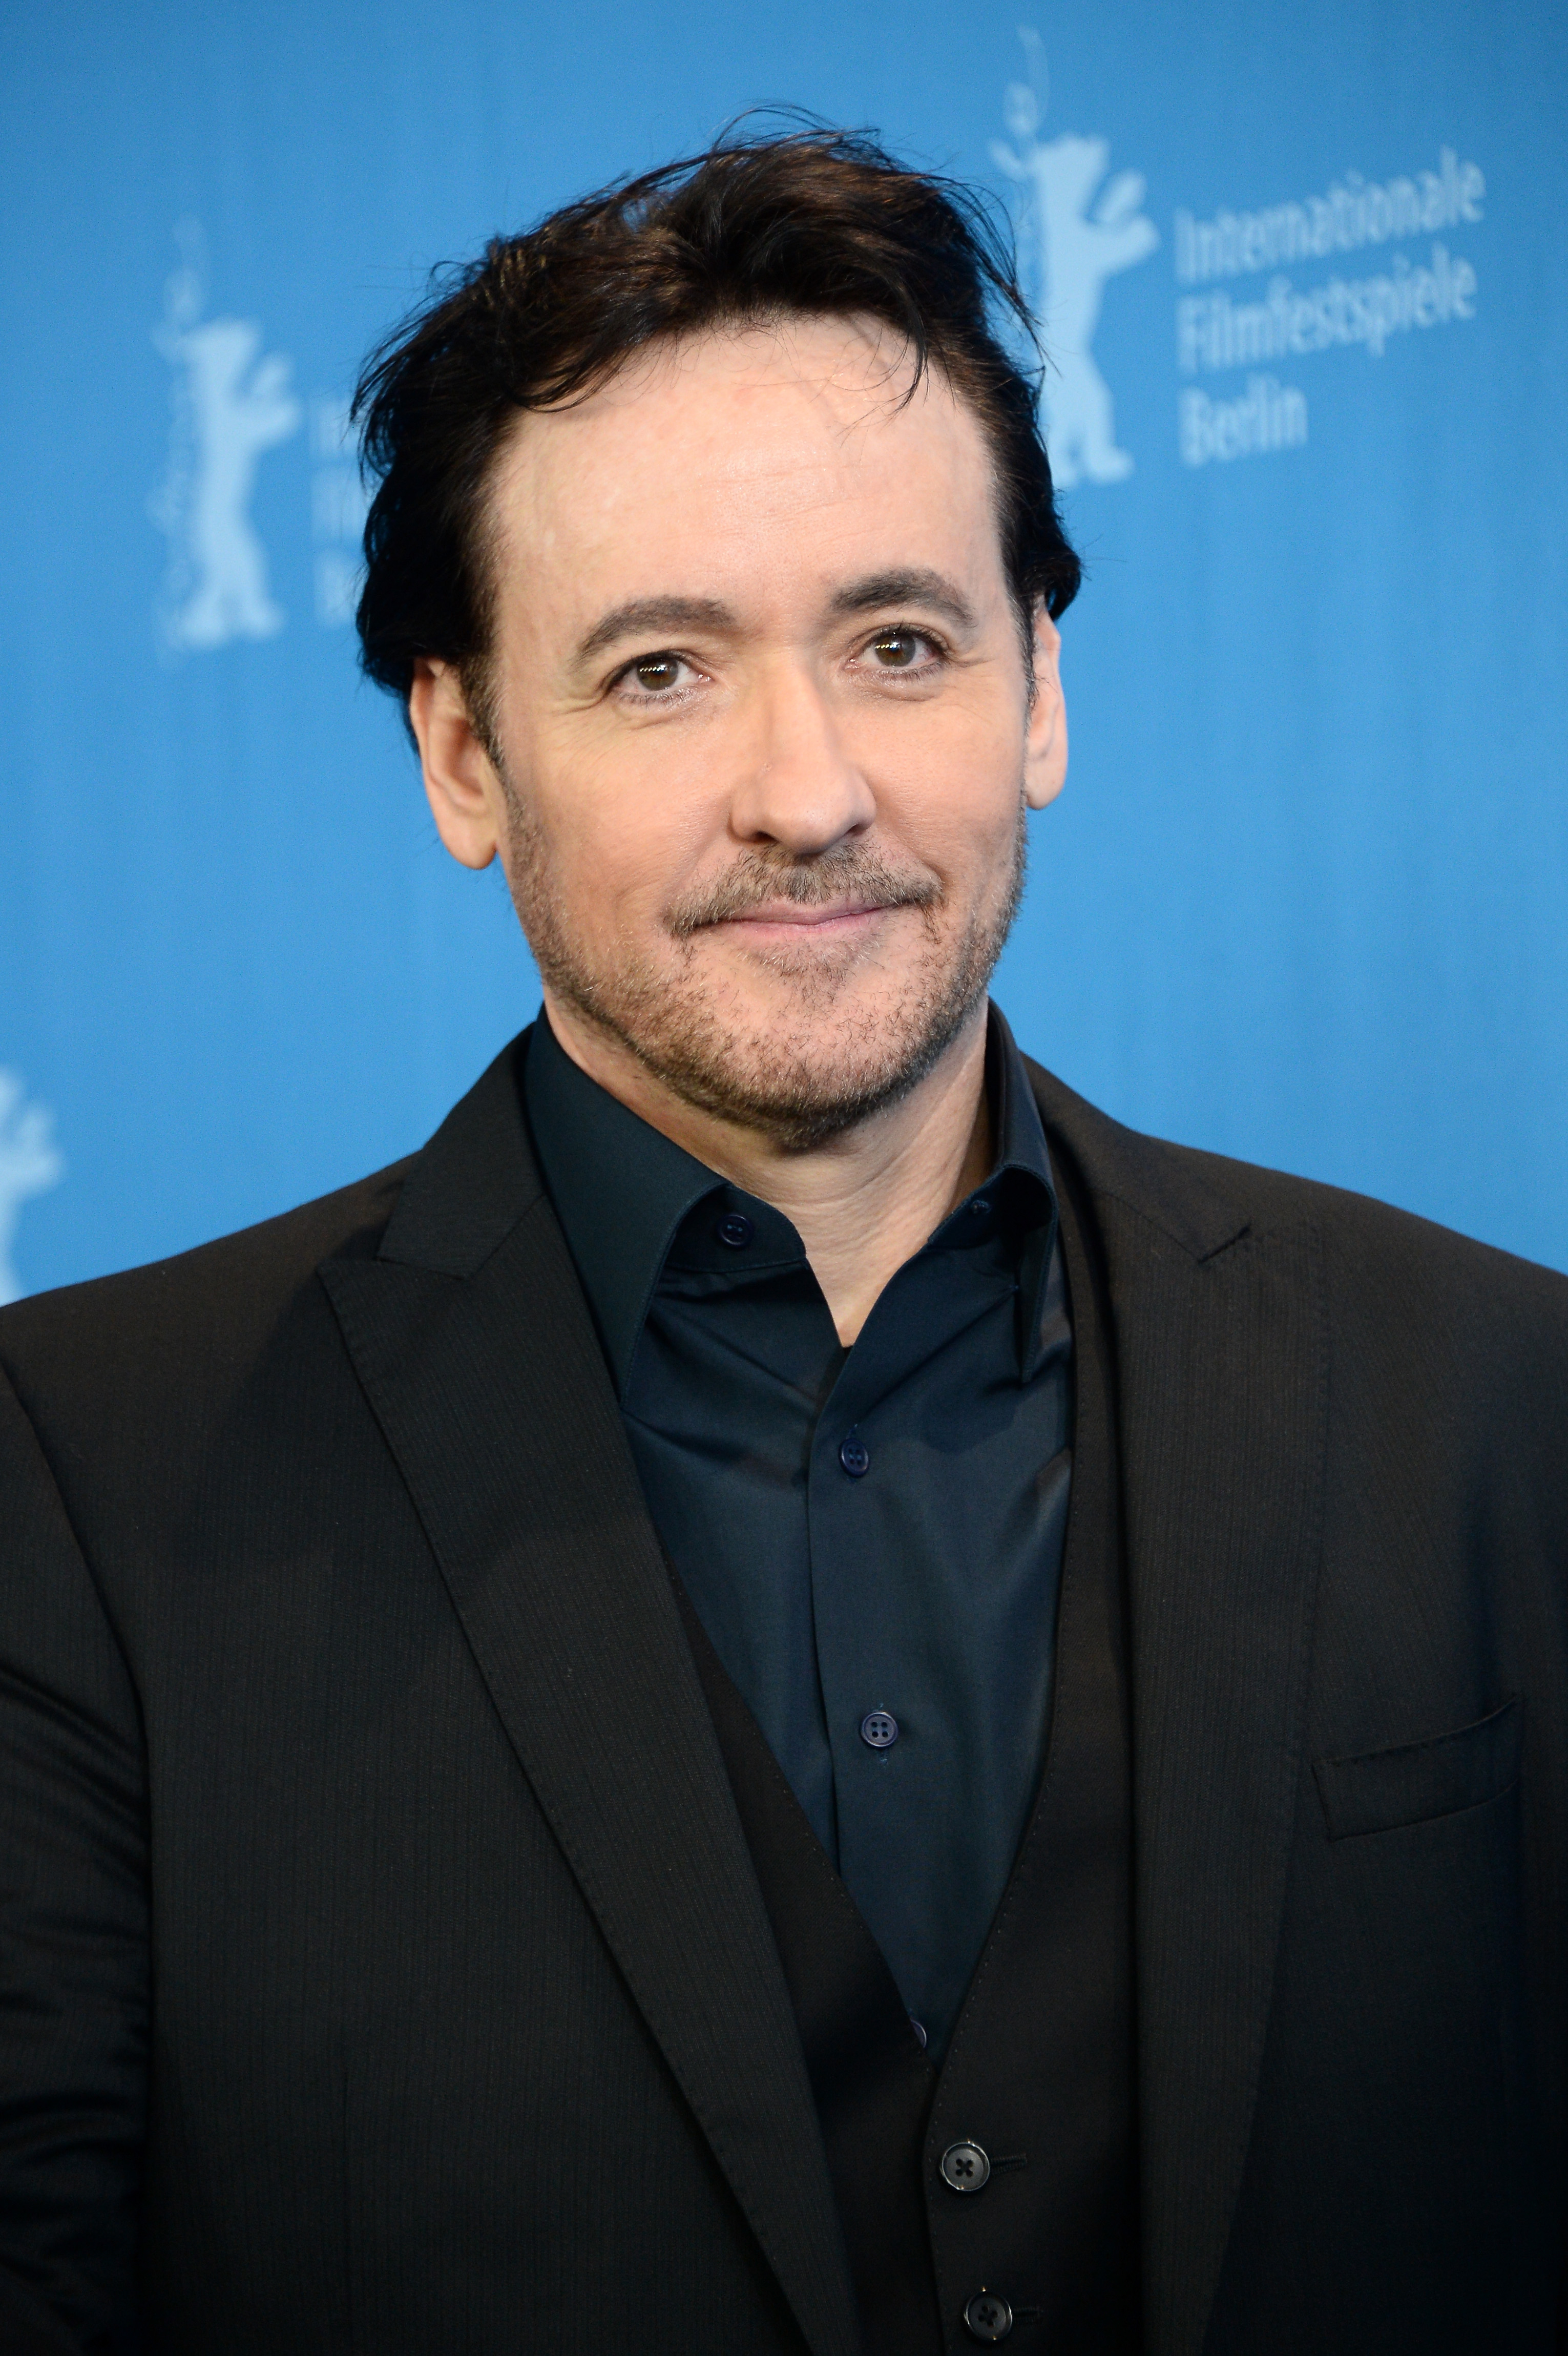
320, 1040, 859, 2356
1030, 1064, 1328, 2356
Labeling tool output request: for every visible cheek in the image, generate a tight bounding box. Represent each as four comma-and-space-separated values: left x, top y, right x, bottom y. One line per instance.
519, 740, 726, 930
860, 703, 1025, 868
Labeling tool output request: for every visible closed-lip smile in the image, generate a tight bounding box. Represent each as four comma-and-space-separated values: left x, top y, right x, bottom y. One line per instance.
710, 897, 902, 937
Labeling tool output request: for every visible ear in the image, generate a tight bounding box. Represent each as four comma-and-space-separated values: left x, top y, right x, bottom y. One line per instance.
1022, 604, 1068, 812
407, 659, 507, 870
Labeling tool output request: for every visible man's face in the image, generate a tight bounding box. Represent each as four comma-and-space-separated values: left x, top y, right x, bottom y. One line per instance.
416, 314, 1066, 1146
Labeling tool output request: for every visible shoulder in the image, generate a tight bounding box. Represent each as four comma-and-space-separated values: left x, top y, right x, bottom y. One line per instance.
0, 1159, 409, 1433
1026, 1053, 1568, 1357
0, 1032, 540, 1464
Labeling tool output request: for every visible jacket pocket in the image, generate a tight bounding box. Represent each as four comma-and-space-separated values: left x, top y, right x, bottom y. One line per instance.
1312, 1696, 1521, 1840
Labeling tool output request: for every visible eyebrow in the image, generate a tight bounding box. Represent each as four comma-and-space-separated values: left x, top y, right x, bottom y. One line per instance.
828, 569, 978, 633
576, 596, 737, 664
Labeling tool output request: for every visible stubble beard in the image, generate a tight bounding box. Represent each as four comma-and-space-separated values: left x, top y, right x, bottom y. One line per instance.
500, 782, 1028, 1152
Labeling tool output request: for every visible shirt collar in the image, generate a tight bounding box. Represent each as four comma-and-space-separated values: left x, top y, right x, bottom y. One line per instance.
940, 1005, 1061, 1382
522, 1002, 1060, 1395
524, 1010, 727, 1393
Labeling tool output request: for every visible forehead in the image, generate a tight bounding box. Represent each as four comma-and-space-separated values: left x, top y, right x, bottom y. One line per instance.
485, 316, 1002, 609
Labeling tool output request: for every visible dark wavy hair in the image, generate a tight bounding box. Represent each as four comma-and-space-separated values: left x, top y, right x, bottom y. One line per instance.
353, 125, 1081, 717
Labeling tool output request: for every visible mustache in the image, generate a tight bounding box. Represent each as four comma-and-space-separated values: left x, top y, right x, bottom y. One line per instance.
666, 846, 943, 936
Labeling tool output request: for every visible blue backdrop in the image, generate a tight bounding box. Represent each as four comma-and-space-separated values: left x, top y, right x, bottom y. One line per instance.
3, 0, 1564, 1301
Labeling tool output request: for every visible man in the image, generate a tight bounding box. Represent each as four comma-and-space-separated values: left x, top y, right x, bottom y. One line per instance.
1, 130, 1564, 2356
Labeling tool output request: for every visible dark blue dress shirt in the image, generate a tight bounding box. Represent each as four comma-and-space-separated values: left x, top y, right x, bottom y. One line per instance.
524, 1007, 1073, 2056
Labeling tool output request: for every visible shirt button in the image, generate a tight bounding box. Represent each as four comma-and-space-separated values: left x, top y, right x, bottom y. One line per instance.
940, 2140, 991, 2193
965, 2290, 1014, 2343
909, 2016, 928, 2049
839, 1430, 870, 1478
860, 1709, 899, 1749
716, 1211, 754, 1248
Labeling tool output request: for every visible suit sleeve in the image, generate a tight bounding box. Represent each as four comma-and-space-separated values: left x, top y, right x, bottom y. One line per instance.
0, 1366, 147, 2355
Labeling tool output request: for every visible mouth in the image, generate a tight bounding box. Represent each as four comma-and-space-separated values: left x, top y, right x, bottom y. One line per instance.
704, 898, 910, 944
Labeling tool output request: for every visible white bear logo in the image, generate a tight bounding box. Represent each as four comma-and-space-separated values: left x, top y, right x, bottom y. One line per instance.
992, 33, 1159, 487
151, 222, 301, 651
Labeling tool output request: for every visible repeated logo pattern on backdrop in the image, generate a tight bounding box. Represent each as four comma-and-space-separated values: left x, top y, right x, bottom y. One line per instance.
2, 1, 1563, 1295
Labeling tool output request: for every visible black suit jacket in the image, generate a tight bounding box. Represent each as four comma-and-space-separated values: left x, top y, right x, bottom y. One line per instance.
1, 1033, 1565, 2355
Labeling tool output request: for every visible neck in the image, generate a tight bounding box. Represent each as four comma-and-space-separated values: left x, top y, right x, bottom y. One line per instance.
541, 993, 994, 1345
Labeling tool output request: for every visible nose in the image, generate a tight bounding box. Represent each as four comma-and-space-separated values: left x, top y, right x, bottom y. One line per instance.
726, 658, 877, 855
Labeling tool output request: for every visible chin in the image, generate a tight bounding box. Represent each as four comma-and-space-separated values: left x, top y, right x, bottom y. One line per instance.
639, 984, 984, 1152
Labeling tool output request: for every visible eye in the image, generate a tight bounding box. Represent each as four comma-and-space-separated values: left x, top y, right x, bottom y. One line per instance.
618, 651, 696, 699
863, 628, 938, 673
